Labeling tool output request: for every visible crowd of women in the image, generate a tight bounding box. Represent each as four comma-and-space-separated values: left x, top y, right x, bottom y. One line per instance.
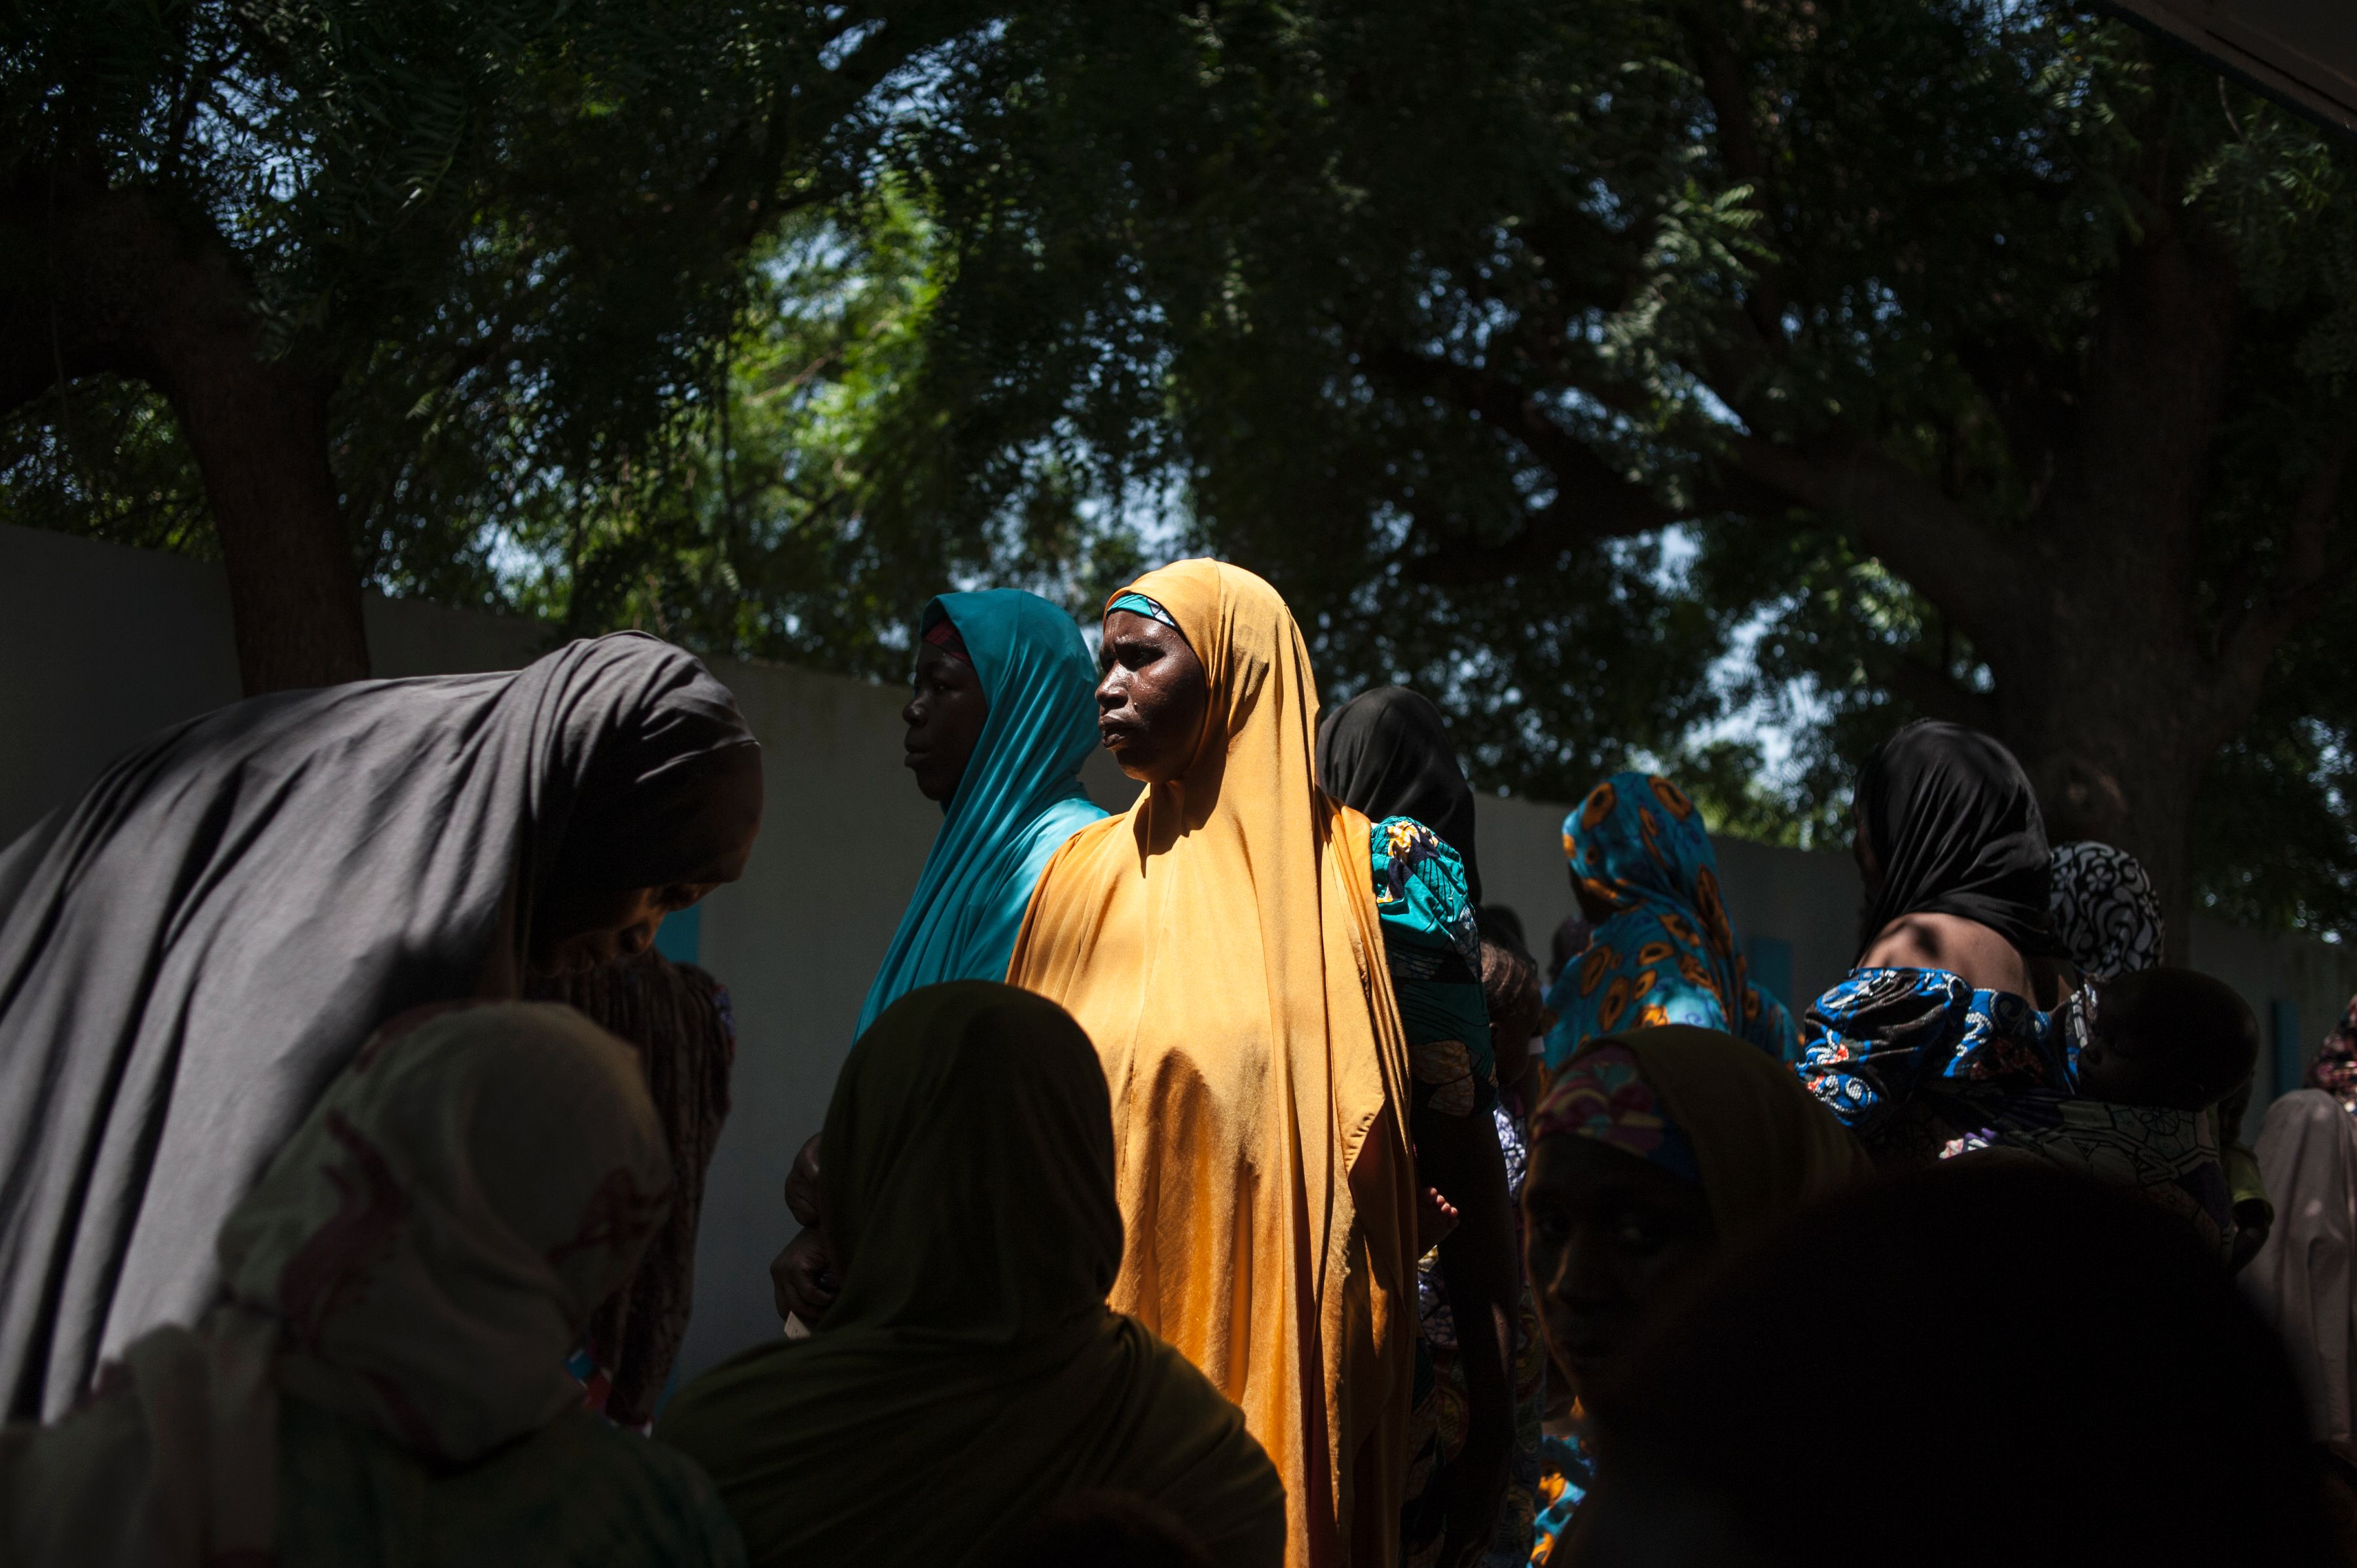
0, 559, 2353, 1565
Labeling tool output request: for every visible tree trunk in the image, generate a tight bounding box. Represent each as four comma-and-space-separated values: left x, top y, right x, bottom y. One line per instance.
0, 170, 369, 695
149, 333, 369, 695
1929, 225, 2262, 959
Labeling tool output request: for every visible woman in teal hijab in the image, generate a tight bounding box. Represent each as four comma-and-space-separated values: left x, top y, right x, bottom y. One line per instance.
856, 591, 1107, 1033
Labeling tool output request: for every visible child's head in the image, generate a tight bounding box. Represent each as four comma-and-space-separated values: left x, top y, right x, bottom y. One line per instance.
2076, 968, 2257, 1112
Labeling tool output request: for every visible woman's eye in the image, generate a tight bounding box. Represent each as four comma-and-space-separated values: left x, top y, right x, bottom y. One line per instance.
1616, 1218, 1666, 1250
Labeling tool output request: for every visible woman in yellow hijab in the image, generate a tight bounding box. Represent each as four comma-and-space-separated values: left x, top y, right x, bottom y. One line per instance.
1008, 560, 1419, 1568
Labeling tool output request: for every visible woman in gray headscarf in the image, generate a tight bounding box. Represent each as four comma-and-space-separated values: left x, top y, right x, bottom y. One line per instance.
0, 632, 762, 1420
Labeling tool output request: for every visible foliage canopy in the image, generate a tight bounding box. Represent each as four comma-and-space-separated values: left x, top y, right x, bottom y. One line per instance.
10, 0, 2357, 935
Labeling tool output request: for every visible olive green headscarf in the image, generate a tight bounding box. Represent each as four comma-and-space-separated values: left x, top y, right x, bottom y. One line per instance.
655, 981, 1283, 1568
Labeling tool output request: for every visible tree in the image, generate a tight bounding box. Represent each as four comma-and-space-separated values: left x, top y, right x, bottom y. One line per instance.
16, 0, 2357, 944
843, 0, 2357, 943
0, 0, 979, 691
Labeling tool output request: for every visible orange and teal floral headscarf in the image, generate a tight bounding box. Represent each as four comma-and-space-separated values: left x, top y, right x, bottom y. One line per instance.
1539, 772, 1797, 1068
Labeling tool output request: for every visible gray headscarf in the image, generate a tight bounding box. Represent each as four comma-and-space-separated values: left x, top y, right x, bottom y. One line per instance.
0, 632, 759, 1420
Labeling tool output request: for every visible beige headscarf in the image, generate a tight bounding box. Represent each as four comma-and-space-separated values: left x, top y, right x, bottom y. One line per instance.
1009, 560, 1416, 1568
0, 1001, 672, 1565
2243, 1089, 2357, 1443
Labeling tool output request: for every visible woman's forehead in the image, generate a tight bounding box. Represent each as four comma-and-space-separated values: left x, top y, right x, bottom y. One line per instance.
1529, 1133, 1707, 1208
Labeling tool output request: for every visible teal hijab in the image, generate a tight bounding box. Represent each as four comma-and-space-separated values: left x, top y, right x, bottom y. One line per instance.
856, 591, 1107, 1033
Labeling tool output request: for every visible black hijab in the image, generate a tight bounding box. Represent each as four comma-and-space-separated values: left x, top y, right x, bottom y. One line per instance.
0, 631, 761, 1420
1852, 720, 2066, 963
1315, 685, 1483, 905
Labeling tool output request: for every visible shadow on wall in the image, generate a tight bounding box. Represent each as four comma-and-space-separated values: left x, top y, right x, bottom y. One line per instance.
5, 522, 2352, 1377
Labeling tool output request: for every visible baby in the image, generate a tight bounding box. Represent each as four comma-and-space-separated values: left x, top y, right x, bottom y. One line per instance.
1931, 967, 2252, 1262
2072, 967, 2258, 1113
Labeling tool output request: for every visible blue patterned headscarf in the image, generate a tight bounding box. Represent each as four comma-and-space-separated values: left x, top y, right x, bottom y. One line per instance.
856, 592, 1108, 1033
1540, 772, 1797, 1067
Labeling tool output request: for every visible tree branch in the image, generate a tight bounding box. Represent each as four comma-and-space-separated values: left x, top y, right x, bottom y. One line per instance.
1723, 432, 2024, 639
1880, 651, 2000, 735
2202, 416, 2357, 742
1678, 4, 1791, 346
1362, 346, 1678, 581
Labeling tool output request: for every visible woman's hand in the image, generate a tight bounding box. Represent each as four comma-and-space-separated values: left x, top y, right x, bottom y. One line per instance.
1417, 1184, 1463, 1254
784, 1133, 824, 1228
771, 1226, 840, 1326
776, 1133, 837, 1324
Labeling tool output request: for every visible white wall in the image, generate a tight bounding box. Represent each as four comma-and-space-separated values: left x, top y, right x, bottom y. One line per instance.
5, 522, 2352, 1376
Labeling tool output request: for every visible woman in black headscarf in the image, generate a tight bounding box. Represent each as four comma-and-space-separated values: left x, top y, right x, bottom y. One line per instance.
1315, 685, 1536, 1565
1799, 721, 2075, 1164
1850, 720, 2072, 1000
1315, 684, 1484, 903
0, 631, 763, 1420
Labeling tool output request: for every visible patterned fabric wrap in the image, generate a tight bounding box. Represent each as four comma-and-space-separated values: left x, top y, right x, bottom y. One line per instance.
1384, 815, 1520, 1565
2309, 996, 2357, 1116
1528, 1042, 1704, 1186
1105, 591, 1180, 629
1408, 1106, 1544, 1568
1804, 968, 2235, 1252
1539, 773, 1795, 1068
1528, 1431, 1596, 1565
1374, 816, 1497, 1121
1941, 1091, 2235, 1260
1800, 966, 2064, 1163
2048, 841, 2165, 982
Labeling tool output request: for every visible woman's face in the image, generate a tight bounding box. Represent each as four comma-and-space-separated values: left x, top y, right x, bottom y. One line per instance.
528, 879, 718, 977
902, 642, 990, 803
1097, 610, 1209, 785
1524, 1133, 1719, 1398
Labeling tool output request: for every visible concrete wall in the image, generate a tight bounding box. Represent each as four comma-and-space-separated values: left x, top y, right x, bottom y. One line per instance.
5, 521, 2354, 1376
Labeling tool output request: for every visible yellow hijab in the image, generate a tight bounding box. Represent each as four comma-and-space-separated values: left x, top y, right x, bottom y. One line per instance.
1008, 560, 1416, 1568
655, 981, 1283, 1568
